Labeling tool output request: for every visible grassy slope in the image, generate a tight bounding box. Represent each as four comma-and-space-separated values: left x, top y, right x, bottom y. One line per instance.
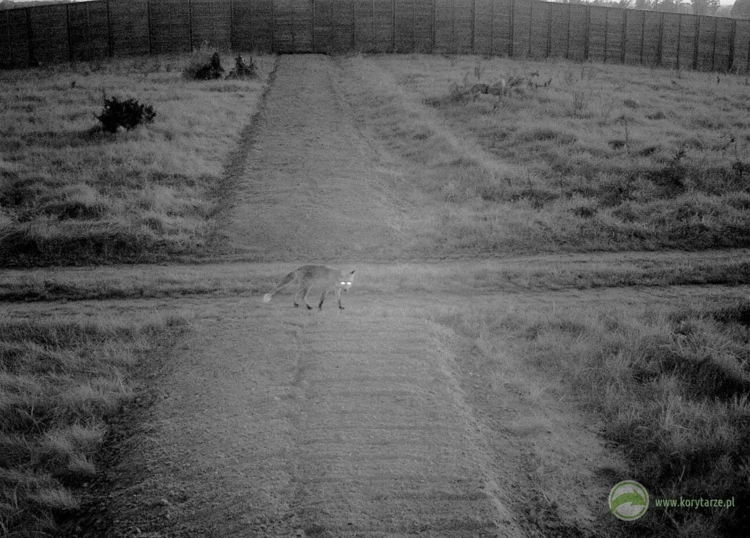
438, 295, 750, 538
0, 52, 272, 267
344, 54, 750, 255
0, 314, 185, 536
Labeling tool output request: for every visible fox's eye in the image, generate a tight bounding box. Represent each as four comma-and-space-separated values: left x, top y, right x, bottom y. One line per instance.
347, 282, 351, 285
341, 282, 345, 285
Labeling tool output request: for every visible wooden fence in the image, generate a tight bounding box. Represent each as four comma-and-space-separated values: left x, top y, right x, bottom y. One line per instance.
2, 0, 749, 72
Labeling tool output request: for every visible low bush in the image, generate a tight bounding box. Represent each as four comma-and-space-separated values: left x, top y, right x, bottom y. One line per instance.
96, 96, 155, 133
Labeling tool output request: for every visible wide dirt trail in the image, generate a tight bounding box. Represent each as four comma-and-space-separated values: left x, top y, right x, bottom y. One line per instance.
214, 54, 406, 261
103, 304, 522, 536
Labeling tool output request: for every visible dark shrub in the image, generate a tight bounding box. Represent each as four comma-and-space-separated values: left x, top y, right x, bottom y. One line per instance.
96, 96, 155, 133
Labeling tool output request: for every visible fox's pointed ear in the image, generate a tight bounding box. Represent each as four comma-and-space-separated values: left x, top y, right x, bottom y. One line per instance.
349, 270, 356, 275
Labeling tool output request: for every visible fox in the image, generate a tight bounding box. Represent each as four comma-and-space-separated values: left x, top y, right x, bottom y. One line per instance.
263, 265, 356, 310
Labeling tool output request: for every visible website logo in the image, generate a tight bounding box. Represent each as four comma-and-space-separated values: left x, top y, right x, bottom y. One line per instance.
609, 480, 649, 521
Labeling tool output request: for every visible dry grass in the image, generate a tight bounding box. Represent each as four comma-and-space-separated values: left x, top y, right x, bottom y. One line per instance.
0, 51, 272, 267
343, 54, 750, 255
437, 297, 750, 538
0, 314, 186, 536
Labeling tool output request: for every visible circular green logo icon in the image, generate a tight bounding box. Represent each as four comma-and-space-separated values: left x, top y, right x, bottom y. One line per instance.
609, 480, 649, 521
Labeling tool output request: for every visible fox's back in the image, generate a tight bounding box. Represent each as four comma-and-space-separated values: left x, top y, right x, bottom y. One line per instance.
296, 265, 342, 286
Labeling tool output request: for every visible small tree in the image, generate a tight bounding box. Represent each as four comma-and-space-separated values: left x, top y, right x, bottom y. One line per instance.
691, 0, 720, 15
731, 0, 750, 18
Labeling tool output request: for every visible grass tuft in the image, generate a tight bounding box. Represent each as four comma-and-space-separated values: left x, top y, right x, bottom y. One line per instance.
0, 315, 185, 536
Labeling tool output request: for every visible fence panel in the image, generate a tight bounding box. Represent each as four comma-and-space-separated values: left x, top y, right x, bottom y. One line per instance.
714, 16, 733, 72
29, 4, 68, 64
473, 0, 493, 55
353, 0, 374, 51
512, 0, 532, 57
454, 0, 472, 52
191, 0, 232, 50
68, 2, 109, 61
0, 9, 30, 68
434, 0, 455, 53
642, 10, 661, 65
491, 0, 513, 56
548, 2, 568, 59
624, 9, 642, 64
108, 0, 149, 57
661, 12, 679, 68
371, 0, 392, 51
232, 0, 273, 51
733, 19, 750, 73
529, 0, 549, 58
149, 0, 191, 54
696, 15, 715, 70
567, 3, 586, 61
313, 0, 332, 52
412, 0, 433, 52
588, 6, 606, 62
330, 0, 353, 51
678, 14, 697, 69
605, 6, 623, 62
394, 0, 415, 52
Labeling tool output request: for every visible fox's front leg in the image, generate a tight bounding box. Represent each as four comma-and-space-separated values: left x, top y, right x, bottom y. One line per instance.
337, 289, 344, 310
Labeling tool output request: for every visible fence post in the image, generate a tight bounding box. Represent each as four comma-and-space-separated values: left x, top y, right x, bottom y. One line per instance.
528, 0, 532, 57
229, 0, 233, 51
26, 7, 33, 66
693, 16, 699, 70
584, 5, 590, 61
412, 0, 416, 51
509, 0, 514, 56
728, 18, 736, 72
392, 0, 395, 52
710, 16, 717, 71
188, 0, 194, 52
67, 3, 73, 63
546, 4, 551, 58
621, 7, 626, 64
657, 11, 664, 66
452, 0, 455, 53
471, 0, 475, 54
146, 0, 153, 55
676, 14, 682, 70
639, 9, 644, 65
431, 0, 436, 52
6, 10, 12, 66
603, 8, 609, 62
106, 0, 113, 57
566, 3, 571, 59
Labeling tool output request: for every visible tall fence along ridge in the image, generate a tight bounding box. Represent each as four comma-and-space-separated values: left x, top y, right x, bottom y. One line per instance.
2, 0, 749, 73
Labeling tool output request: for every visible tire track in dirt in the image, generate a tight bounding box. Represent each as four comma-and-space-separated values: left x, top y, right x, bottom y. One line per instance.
214, 55, 408, 262
98, 302, 524, 537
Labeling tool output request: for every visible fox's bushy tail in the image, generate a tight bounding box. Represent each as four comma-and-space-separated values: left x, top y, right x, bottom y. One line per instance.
263, 271, 296, 303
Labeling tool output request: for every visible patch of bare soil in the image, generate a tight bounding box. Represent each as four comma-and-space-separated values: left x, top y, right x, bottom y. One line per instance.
52, 290, 630, 538
211, 55, 410, 262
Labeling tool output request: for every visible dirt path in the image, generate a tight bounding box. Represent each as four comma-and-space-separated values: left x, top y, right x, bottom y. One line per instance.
213, 55, 407, 261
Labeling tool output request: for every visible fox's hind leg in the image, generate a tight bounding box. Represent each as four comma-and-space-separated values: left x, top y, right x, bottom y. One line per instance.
318, 289, 329, 310
302, 287, 314, 310
292, 284, 304, 308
